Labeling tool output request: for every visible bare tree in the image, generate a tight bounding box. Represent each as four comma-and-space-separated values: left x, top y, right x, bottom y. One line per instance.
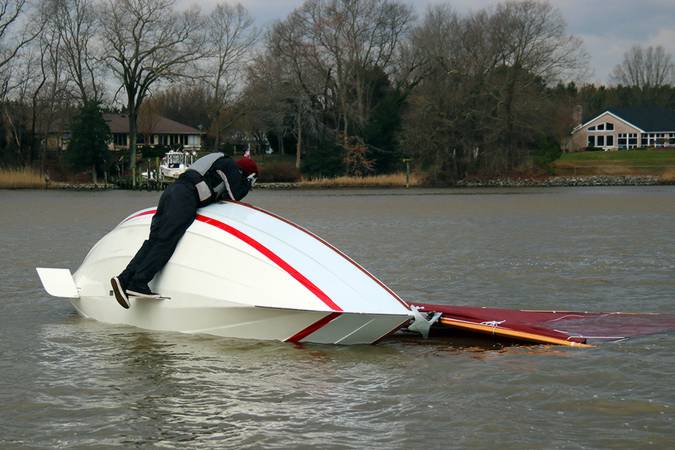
203, 2, 257, 150
494, 1, 587, 83
610, 45, 674, 88
402, 1, 588, 181
32, 2, 68, 171
0, 1, 46, 104
241, 32, 313, 167
0, 1, 52, 166
50, 0, 102, 104
401, 5, 478, 181
274, 0, 413, 147
99, 0, 205, 178
492, 1, 587, 167
270, 15, 325, 167
0, 1, 44, 93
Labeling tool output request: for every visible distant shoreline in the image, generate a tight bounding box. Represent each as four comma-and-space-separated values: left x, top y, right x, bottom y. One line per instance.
4, 174, 672, 190
258, 175, 671, 189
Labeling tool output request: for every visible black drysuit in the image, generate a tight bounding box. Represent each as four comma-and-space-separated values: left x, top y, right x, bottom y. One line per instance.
119, 154, 252, 291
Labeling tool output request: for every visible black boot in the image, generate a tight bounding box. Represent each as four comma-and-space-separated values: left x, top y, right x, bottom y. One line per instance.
111, 276, 130, 309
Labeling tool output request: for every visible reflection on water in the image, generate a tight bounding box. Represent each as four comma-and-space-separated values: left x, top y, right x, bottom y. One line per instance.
1, 187, 674, 448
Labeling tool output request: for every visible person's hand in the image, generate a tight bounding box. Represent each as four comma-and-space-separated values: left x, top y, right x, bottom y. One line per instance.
247, 173, 257, 187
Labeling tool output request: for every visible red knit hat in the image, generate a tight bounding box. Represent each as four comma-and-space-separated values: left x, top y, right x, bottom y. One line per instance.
236, 157, 258, 177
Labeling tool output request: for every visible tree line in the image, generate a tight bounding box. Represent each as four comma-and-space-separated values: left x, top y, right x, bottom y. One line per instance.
0, 0, 673, 184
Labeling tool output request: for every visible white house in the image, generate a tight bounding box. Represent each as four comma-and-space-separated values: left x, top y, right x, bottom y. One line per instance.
569, 106, 675, 151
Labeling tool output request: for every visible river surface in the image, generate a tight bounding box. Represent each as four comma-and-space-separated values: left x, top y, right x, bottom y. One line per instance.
1, 187, 674, 449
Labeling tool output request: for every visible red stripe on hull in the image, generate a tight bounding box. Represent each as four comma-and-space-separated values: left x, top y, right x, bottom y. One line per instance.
286, 312, 342, 343
236, 202, 410, 310
121, 206, 349, 312
122, 209, 156, 223
195, 214, 342, 312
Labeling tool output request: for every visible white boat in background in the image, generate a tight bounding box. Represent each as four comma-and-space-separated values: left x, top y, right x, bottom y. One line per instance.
37, 202, 416, 344
160, 150, 196, 179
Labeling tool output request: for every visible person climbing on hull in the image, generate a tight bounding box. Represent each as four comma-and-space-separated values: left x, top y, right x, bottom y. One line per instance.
111, 152, 258, 308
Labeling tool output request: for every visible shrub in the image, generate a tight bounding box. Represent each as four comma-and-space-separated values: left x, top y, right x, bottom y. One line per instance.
302, 141, 345, 177
257, 160, 301, 183
532, 136, 562, 172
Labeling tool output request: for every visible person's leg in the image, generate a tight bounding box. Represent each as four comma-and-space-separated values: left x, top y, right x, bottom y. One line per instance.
117, 240, 151, 287
126, 182, 198, 295
112, 184, 173, 307
117, 187, 171, 285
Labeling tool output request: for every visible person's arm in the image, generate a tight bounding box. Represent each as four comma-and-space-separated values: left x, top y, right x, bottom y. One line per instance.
213, 158, 251, 201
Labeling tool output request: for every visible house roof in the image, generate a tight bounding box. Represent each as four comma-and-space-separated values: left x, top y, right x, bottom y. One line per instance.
601, 107, 675, 132
103, 113, 203, 135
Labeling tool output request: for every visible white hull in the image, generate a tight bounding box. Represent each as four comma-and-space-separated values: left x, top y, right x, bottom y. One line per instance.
71, 298, 407, 344
39, 202, 413, 344
160, 165, 186, 179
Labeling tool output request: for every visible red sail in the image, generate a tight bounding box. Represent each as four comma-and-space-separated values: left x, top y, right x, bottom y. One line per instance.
410, 302, 675, 347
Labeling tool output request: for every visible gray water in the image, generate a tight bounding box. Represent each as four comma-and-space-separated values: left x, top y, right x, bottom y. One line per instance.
1, 187, 674, 449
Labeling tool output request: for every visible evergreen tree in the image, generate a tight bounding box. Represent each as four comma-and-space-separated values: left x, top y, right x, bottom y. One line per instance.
65, 101, 111, 183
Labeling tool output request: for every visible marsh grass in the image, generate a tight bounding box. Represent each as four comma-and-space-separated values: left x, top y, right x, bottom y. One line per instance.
300, 172, 420, 187
660, 168, 675, 182
0, 167, 45, 189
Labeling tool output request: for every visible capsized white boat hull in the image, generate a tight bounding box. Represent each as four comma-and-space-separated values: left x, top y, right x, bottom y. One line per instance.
39, 201, 413, 344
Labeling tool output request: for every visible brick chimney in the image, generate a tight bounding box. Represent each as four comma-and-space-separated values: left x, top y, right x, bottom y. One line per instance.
573, 104, 583, 127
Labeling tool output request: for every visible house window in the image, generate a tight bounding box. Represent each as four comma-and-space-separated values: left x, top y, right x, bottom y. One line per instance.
606, 135, 614, 146
597, 123, 605, 131
597, 135, 605, 146
618, 137, 627, 148
588, 126, 596, 131
606, 123, 614, 130
588, 135, 595, 147
628, 134, 637, 146
113, 133, 126, 146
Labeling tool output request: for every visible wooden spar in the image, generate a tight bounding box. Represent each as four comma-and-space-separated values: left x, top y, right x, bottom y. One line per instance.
438, 317, 594, 348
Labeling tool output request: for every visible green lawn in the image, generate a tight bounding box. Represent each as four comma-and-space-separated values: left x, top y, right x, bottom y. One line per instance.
553, 149, 675, 176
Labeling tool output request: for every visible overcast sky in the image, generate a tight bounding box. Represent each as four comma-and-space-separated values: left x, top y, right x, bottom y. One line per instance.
179, 0, 675, 84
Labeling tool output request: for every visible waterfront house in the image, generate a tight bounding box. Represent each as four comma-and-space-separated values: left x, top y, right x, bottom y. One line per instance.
47, 113, 205, 152
569, 106, 675, 151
